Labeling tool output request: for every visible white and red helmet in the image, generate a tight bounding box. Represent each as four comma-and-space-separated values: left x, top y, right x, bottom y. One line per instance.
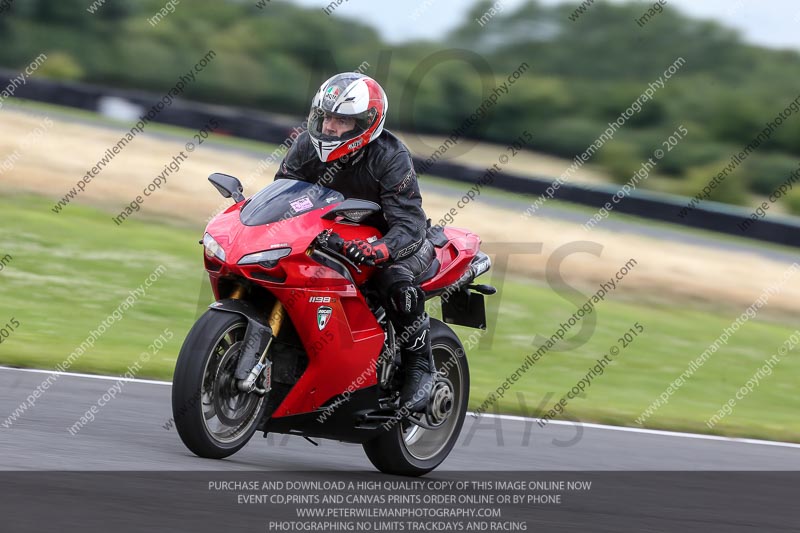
307, 72, 388, 162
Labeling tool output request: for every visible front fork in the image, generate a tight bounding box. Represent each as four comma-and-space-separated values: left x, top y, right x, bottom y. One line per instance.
236, 299, 285, 395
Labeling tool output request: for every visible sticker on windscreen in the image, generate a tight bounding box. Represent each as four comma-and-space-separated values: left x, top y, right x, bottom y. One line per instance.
289, 195, 314, 213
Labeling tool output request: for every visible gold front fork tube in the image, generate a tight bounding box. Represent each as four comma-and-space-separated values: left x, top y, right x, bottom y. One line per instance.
246, 300, 284, 393
268, 300, 285, 337
229, 285, 245, 300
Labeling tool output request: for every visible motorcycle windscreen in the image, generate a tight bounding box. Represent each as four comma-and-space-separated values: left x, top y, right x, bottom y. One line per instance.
239, 179, 345, 226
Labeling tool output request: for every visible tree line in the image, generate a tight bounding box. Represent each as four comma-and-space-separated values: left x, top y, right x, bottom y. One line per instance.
2, 0, 800, 212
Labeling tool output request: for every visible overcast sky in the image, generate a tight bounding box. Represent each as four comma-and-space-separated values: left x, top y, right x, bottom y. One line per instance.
289, 0, 800, 51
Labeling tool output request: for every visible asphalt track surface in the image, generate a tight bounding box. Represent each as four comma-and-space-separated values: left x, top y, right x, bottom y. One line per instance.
4, 368, 800, 531
2, 367, 800, 472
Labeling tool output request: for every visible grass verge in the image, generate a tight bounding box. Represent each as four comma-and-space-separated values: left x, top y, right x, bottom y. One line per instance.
0, 194, 797, 442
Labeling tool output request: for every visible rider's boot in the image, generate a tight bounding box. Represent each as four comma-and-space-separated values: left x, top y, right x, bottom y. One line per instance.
399, 314, 435, 413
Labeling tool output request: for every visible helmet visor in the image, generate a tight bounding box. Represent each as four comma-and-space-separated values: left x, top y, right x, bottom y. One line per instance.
307, 106, 375, 143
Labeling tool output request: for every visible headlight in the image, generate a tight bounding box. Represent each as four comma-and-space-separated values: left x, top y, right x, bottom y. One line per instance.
238, 247, 291, 268
203, 233, 226, 262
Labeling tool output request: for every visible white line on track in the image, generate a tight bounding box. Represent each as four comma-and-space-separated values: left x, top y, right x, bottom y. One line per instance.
3, 366, 800, 450
473, 412, 800, 449
0, 366, 171, 386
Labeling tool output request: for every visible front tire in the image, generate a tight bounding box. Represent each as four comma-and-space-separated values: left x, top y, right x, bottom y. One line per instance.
362, 320, 469, 476
171, 309, 267, 459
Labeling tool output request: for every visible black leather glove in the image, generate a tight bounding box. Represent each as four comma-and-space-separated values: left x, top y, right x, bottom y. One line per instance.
343, 238, 390, 266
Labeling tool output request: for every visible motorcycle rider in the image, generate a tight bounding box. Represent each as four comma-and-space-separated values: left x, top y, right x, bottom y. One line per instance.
274, 72, 436, 412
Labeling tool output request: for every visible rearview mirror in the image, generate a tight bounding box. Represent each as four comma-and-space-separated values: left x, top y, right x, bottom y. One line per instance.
208, 173, 245, 203
321, 199, 381, 223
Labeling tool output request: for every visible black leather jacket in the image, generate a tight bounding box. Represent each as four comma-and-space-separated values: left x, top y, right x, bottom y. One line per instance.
274, 129, 428, 261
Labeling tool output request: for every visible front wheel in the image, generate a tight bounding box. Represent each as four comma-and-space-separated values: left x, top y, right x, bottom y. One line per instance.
362, 320, 469, 476
171, 309, 267, 459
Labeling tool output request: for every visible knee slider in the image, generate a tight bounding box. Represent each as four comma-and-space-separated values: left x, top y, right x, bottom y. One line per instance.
390, 284, 424, 316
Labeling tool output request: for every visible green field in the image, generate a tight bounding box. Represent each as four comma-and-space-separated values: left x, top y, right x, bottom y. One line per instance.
1, 194, 798, 442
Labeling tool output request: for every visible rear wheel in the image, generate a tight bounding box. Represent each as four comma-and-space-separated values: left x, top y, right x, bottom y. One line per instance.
362, 321, 469, 476
171, 309, 267, 459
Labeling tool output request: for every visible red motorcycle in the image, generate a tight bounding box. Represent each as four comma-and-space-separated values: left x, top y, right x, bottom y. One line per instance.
171, 173, 494, 476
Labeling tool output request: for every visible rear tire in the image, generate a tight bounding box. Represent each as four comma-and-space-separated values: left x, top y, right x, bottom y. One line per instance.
171, 309, 267, 459
362, 320, 469, 476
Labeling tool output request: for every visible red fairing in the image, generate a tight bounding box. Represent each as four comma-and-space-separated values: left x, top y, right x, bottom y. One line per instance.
420, 228, 481, 294
203, 200, 479, 418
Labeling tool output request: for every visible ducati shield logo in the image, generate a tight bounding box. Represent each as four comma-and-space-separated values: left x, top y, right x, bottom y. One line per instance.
317, 306, 333, 331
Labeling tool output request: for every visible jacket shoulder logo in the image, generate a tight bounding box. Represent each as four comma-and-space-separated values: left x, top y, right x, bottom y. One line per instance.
396, 169, 414, 193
